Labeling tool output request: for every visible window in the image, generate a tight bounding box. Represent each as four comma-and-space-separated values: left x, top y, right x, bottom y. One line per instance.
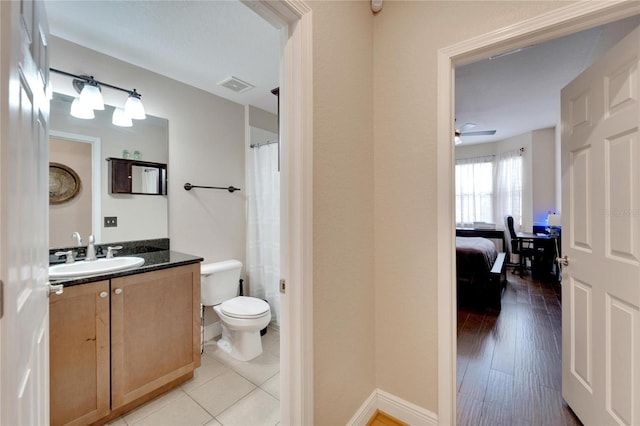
455, 150, 523, 228
455, 156, 494, 227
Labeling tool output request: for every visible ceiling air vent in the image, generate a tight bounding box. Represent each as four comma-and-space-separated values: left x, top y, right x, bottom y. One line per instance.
218, 76, 254, 93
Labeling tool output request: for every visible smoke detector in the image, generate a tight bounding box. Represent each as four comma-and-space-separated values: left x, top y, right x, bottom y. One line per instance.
218, 76, 254, 93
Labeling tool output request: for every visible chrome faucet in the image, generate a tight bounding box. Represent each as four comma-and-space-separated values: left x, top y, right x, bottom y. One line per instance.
54, 250, 75, 264
86, 235, 97, 261
72, 232, 82, 246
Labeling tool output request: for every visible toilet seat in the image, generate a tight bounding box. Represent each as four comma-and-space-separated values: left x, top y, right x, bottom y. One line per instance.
220, 296, 269, 319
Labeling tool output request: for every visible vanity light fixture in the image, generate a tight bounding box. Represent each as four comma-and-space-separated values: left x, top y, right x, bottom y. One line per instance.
124, 89, 146, 120
79, 78, 104, 110
50, 68, 146, 123
112, 107, 133, 127
70, 97, 95, 120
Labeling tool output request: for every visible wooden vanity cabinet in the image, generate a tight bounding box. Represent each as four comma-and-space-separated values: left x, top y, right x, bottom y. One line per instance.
49, 264, 201, 426
111, 264, 201, 409
50, 280, 111, 426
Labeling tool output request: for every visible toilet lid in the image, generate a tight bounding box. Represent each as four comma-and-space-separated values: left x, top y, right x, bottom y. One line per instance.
220, 296, 270, 319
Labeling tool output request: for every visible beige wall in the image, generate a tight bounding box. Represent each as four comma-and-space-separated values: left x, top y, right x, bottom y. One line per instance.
371, 0, 570, 415
248, 105, 278, 134
311, 1, 376, 424
532, 127, 558, 225
49, 37, 246, 266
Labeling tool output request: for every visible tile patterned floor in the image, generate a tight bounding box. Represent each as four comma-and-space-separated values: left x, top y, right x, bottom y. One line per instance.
110, 274, 582, 426
457, 272, 583, 426
109, 327, 280, 426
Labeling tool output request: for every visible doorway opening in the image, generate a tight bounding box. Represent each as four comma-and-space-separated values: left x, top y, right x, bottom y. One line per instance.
437, 3, 640, 424
49, 130, 102, 245
453, 15, 640, 424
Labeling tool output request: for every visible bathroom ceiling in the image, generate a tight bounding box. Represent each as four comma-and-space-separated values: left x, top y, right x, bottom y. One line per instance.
44, 0, 280, 114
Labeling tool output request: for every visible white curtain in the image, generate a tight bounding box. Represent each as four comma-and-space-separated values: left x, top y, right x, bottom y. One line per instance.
455, 155, 494, 227
495, 149, 523, 228
142, 168, 159, 193
247, 142, 280, 326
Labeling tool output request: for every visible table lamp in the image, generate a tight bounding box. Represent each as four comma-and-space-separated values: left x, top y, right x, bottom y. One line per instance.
546, 213, 561, 236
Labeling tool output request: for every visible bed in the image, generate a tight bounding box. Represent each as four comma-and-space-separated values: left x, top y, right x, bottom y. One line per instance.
456, 236, 507, 313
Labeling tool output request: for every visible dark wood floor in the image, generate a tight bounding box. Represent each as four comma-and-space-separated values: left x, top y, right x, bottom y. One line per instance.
457, 271, 583, 426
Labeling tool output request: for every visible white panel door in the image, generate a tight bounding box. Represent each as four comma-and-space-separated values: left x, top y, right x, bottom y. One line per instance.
0, 1, 51, 424
561, 24, 640, 426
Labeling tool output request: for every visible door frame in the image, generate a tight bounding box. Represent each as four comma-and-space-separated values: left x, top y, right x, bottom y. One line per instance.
245, 1, 314, 425
49, 130, 102, 243
436, 2, 640, 424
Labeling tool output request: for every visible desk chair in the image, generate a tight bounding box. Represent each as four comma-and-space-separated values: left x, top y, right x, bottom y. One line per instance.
504, 215, 536, 276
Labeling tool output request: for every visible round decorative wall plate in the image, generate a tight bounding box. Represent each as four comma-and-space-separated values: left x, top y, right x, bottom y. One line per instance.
49, 162, 81, 204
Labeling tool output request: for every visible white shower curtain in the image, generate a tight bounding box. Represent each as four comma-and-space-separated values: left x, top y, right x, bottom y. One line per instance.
142, 168, 159, 194
247, 142, 280, 326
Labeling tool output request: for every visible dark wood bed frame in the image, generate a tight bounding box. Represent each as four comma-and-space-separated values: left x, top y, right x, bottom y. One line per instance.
486, 252, 507, 313
457, 249, 507, 314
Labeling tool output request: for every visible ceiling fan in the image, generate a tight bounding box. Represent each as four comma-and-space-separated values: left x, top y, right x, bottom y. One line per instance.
454, 123, 497, 145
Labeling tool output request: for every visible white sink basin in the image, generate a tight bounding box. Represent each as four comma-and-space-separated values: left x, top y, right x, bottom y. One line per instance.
49, 256, 145, 279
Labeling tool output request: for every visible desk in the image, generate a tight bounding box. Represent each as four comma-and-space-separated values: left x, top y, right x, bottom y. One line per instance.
517, 232, 561, 282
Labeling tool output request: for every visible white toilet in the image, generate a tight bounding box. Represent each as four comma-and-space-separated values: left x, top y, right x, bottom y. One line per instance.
201, 260, 271, 361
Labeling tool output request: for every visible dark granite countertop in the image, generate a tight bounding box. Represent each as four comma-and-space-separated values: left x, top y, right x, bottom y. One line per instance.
49, 250, 203, 287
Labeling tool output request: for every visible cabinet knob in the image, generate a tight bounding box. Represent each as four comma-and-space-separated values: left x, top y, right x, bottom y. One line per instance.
99, 291, 108, 298
114, 288, 123, 295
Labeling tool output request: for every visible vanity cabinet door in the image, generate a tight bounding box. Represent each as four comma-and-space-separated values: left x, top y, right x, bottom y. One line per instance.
110, 264, 201, 409
50, 280, 111, 426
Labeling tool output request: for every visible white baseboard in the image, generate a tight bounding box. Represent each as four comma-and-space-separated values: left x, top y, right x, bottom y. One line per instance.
347, 390, 378, 426
347, 389, 438, 426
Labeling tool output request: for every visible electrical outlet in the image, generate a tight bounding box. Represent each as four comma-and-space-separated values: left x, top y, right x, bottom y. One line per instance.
104, 216, 118, 227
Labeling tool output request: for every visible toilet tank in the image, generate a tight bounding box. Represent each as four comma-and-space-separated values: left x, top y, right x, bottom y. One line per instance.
200, 260, 243, 306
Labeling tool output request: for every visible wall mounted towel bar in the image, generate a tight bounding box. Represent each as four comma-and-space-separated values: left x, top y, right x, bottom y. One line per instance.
183, 183, 241, 193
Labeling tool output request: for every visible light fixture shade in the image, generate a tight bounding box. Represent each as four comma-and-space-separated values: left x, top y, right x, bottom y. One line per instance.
112, 107, 133, 127
79, 81, 104, 110
124, 90, 146, 120
70, 97, 95, 119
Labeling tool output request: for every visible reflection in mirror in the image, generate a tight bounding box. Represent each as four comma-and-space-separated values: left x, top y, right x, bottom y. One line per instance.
133, 165, 158, 194
132, 165, 166, 194
50, 92, 169, 248
49, 132, 100, 247
107, 158, 167, 195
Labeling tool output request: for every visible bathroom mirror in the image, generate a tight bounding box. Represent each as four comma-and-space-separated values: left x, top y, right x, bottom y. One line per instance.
49, 92, 169, 248
131, 164, 167, 195
108, 158, 168, 195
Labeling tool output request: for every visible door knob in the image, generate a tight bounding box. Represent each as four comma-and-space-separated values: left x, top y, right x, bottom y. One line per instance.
48, 282, 64, 296
557, 256, 569, 266
114, 288, 123, 295
99, 291, 108, 298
